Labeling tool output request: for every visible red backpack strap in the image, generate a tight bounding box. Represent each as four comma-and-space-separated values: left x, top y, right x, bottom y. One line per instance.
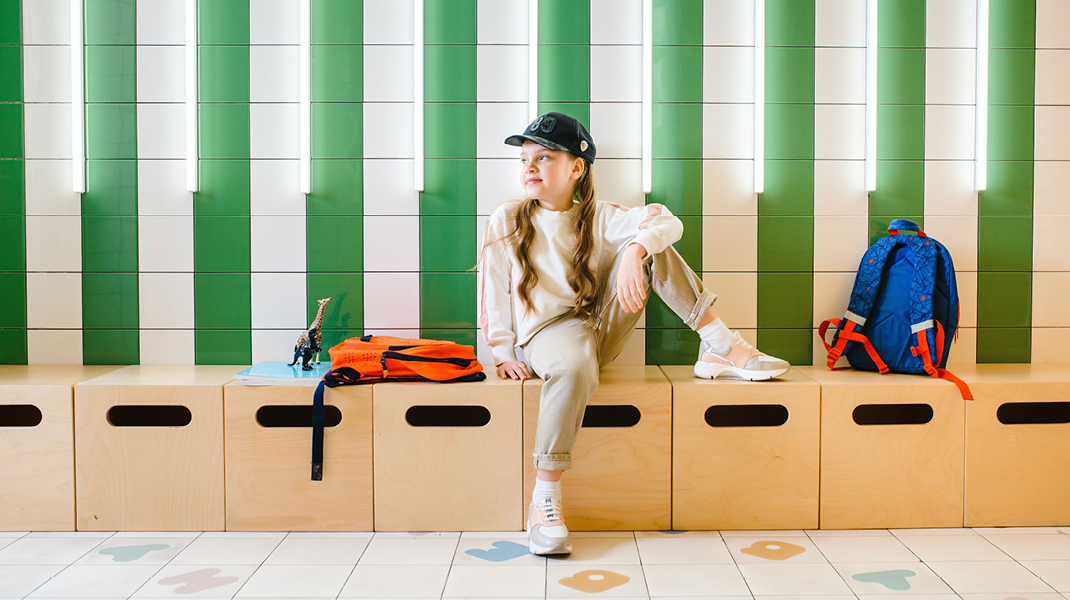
823, 316, 889, 374
911, 323, 973, 400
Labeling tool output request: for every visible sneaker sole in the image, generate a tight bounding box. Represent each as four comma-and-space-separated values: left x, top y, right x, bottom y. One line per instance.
693, 361, 788, 381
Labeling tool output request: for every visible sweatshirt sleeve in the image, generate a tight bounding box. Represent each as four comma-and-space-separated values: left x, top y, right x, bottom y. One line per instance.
601, 202, 684, 257
478, 207, 519, 365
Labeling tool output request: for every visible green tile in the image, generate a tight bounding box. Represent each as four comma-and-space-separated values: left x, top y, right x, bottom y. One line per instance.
990, 0, 1036, 49
425, 0, 475, 44
649, 160, 701, 216
195, 273, 251, 329
876, 105, 923, 160
765, 104, 814, 161
421, 215, 475, 272
0, 159, 24, 215
195, 160, 250, 215
196, 329, 251, 365
538, 45, 589, 103
425, 45, 476, 103
318, 328, 362, 352
0, 104, 22, 159
200, 104, 250, 159
425, 103, 476, 159
539, 0, 589, 45
869, 160, 923, 216
645, 328, 700, 365
975, 327, 1031, 363
978, 216, 1032, 272
0, 272, 26, 328
199, 0, 249, 45
307, 273, 363, 329
867, 215, 924, 246
82, 329, 138, 365
0, 215, 24, 271
766, 47, 814, 105
673, 215, 702, 272
84, 0, 135, 45
877, 48, 925, 105
419, 328, 476, 347
421, 159, 476, 215
976, 271, 1031, 328
0, 46, 22, 102
312, 0, 362, 44
312, 103, 362, 158
0, 328, 27, 365
989, 49, 1035, 106
758, 216, 813, 273
307, 159, 362, 216
645, 294, 683, 329
199, 45, 249, 103
759, 160, 814, 216
306, 215, 362, 272
86, 45, 135, 103
652, 103, 702, 159
653, 0, 702, 45
0, 0, 21, 45
757, 272, 813, 329
420, 272, 477, 329
755, 329, 813, 365
82, 215, 137, 272
979, 161, 1033, 217
766, 0, 815, 47
312, 45, 362, 102
878, 0, 925, 48
194, 215, 250, 272
988, 106, 1033, 161
83, 160, 137, 216
86, 104, 137, 160
537, 103, 589, 129
82, 272, 138, 329
653, 46, 702, 103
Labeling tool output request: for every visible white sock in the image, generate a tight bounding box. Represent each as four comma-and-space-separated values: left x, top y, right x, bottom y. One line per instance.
697, 318, 736, 356
533, 477, 562, 503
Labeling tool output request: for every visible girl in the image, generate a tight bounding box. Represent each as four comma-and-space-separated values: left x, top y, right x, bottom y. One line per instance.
478, 112, 789, 555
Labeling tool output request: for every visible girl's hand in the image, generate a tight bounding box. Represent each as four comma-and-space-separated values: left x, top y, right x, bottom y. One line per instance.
617, 243, 648, 313
497, 360, 530, 380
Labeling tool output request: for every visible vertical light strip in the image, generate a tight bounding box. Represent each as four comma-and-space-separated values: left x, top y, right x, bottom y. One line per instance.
753, 0, 764, 194
528, 0, 538, 121
71, 0, 84, 193
641, 0, 652, 194
865, 0, 877, 191
413, 0, 424, 192
185, 0, 198, 192
974, 0, 988, 191
299, 0, 311, 194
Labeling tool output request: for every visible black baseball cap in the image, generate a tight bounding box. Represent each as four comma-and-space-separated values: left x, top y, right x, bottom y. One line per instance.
504, 112, 597, 163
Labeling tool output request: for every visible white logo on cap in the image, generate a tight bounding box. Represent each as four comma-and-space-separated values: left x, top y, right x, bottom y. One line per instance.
580, 140, 588, 152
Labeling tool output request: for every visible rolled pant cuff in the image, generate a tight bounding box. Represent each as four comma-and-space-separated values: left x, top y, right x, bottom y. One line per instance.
684, 289, 718, 329
533, 453, 572, 471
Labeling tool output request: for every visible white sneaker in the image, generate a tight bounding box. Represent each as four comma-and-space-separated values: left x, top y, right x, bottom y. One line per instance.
694, 331, 790, 381
527, 497, 572, 555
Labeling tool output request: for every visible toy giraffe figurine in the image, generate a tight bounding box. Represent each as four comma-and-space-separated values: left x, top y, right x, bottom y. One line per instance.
289, 297, 331, 371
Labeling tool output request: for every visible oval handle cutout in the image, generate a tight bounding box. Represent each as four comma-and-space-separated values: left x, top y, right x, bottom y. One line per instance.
256, 405, 342, 428
107, 405, 192, 427
997, 402, 1070, 425
581, 405, 641, 428
405, 405, 490, 427
852, 403, 934, 426
0, 404, 43, 427
705, 404, 789, 427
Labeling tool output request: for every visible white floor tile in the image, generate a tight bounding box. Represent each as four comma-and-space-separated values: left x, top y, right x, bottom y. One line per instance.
169, 537, 282, 566
0, 565, 65, 598
0, 529, 103, 566
131, 564, 257, 598
263, 537, 371, 566
834, 562, 953, 595
452, 538, 546, 567
956, 594, 1066, 600
441, 564, 545, 598
890, 528, 981, 536
806, 529, 894, 537
76, 538, 193, 565
739, 562, 854, 596
644, 563, 751, 597
26, 564, 159, 598
981, 534, 1070, 561
926, 560, 1056, 595
235, 565, 352, 598
896, 533, 1011, 562
1020, 561, 1070, 593
635, 535, 734, 564
356, 538, 459, 566
545, 564, 648, 598
809, 535, 919, 563
724, 536, 827, 564
338, 564, 450, 597
545, 537, 641, 566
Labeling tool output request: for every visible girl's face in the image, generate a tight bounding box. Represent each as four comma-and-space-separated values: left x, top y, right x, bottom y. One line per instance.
519, 141, 585, 204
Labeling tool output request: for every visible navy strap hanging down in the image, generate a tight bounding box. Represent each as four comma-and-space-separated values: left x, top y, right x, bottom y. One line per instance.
311, 379, 326, 481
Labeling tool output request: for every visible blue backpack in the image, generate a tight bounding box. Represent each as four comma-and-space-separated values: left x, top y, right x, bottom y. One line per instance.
820, 219, 972, 400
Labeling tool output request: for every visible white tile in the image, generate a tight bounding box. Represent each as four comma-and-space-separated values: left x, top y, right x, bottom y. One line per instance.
1037, 50, 1070, 104
477, 158, 524, 215
592, 158, 644, 209
137, 160, 193, 216
982, 534, 1070, 561
250, 160, 303, 216
813, 272, 856, 329
703, 47, 754, 103
814, 160, 867, 216
1034, 216, 1070, 272
0, 565, 65, 598
138, 273, 195, 329
591, 0, 642, 44
815, 48, 865, 105
250, 104, 300, 159
739, 563, 854, 596
635, 533, 733, 565
703, 159, 757, 215
364, 273, 420, 329
22, 0, 70, 44
363, 103, 414, 158
134, 565, 256, 598
815, 0, 866, 47
363, 0, 413, 45
236, 565, 352, 598
26, 564, 159, 598
1037, 0, 1070, 49
250, 0, 300, 44
23, 45, 70, 103
139, 329, 195, 365
137, 103, 185, 159
25, 160, 79, 216
605, 328, 645, 366
137, 46, 185, 103
250, 46, 300, 103
703, 104, 754, 159
926, 0, 976, 48
925, 105, 974, 160
477, 102, 528, 159
835, 562, 954, 595
646, 563, 752, 596
926, 48, 976, 105
476, 45, 527, 102
1036, 107, 1070, 161
363, 216, 419, 271
808, 534, 918, 563
1034, 161, 1070, 217
974, 527, 1064, 536
26, 329, 82, 365
0, 536, 104, 565
477, 0, 527, 45
897, 534, 1010, 562
137, 0, 184, 45
589, 103, 642, 159
24, 103, 72, 159
702, 215, 757, 272
442, 565, 545, 598
264, 538, 371, 565
80, 538, 194, 566
815, 104, 865, 160
138, 215, 194, 272
363, 159, 419, 215
814, 215, 868, 271
362, 45, 414, 102
357, 538, 458, 566
956, 270, 977, 328
24, 215, 81, 272
704, 0, 754, 46
252, 328, 307, 364
924, 160, 978, 216
1021, 561, 1070, 593
546, 538, 641, 565
1032, 328, 1070, 363
926, 560, 1055, 595
701, 272, 757, 330
251, 215, 307, 272
949, 325, 976, 364
26, 272, 81, 329
339, 564, 450, 597
251, 273, 307, 329
591, 45, 642, 102
923, 215, 977, 271
170, 537, 282, 566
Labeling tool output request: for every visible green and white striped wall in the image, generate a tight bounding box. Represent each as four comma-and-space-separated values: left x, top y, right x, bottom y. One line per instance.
1, 0, 1067, 367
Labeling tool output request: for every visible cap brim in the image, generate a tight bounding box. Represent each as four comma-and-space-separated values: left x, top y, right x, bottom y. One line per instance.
504, 134, 570, 152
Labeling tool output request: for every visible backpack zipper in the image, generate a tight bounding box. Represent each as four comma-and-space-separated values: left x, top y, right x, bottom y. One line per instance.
381, 351, 473, 367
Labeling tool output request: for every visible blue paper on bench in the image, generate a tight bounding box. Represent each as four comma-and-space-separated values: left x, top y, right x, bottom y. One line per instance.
235, 361, 333, 385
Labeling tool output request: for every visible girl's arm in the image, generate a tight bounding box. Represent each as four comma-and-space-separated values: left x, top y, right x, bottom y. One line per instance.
602, 202, 684, 257
478, 210, 520, 367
